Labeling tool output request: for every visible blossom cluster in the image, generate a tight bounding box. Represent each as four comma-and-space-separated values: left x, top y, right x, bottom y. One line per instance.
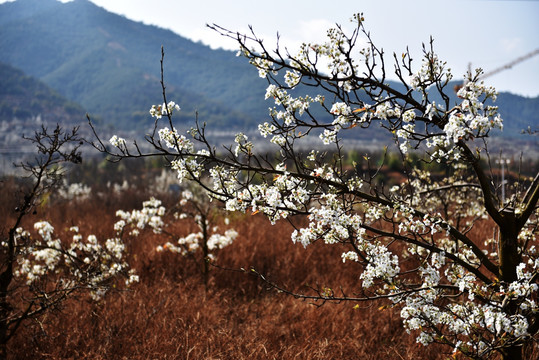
158, 229, 238, 259
399, 257, 538, 353
292, 22, 364, 90
443, 80, 502, 144
409, 52, 452, 91
155, 188, 239, 262
109, 135, 127, 149
407, 61, 503, 160
250, 56, 276, 78
170, 157, 203, 183
149, 101, 180, 119
57, 179, 91, 201
11, 221, 137, 301
263, 84, 324, 145
286, 191, 402, 289
115, 197, 166, 235
158, 127, 194, 152
218, 164, 312, 224
233, 132, 253, 157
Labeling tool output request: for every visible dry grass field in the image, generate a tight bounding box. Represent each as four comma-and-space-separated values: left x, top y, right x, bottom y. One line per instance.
2, 168, 538, 359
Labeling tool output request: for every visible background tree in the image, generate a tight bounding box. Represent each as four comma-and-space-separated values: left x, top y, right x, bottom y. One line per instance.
95, 14, 538, 360
155, 183, 238, 290
111, 185, 238, 291
0, 126, 138, 360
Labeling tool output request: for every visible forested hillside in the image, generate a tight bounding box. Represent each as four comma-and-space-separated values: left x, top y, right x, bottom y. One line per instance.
0, 0, 259, 130
0, 61, 87, 152
0, 0, 537, 138
0, 61, 85, 121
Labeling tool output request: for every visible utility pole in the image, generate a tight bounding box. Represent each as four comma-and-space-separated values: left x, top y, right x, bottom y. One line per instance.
496, 157, 511, 205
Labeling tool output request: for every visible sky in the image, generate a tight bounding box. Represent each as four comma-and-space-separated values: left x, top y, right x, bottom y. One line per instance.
3, 0, 539, 97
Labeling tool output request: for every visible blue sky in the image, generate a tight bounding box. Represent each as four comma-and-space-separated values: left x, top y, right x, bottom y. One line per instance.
3, 0, 539, 96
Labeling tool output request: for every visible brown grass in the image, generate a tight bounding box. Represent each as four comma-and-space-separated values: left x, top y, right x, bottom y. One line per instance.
3, 181, 537, 359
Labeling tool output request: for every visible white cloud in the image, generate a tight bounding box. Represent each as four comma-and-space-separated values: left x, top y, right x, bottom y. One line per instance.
500, 37, 524, 54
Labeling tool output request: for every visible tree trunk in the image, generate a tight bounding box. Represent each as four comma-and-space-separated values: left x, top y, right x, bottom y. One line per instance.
498, 210, 520, 283
201, 217, 209, 292
500, 345, 522, 360
0, 227, 16, 360
0, 268, 12, 360
498, 209, 523, 360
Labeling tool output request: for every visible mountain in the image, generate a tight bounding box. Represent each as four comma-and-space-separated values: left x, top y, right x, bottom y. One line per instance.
0, 0, 261, 131
0, 0, 537, 142
0, 60, 89, 159
492, 92, 539, 136
0, 61, 85, 122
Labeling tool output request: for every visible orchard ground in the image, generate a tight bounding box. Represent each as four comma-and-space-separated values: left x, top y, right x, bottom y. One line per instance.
2, 158, 538, 359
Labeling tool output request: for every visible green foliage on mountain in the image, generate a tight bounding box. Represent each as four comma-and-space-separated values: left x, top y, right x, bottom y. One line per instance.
0, 0, 537, 137
0, 61, 85, 123
494, 92, 539, 136
0, 0, 259, 130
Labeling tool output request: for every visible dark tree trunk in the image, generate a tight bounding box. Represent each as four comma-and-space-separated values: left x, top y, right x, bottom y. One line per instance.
500, 345, 523, 360
498, 210, 523, 360
498, 210, 520, 283
0, 267, 12, 360
0, 225, 16, 360
201, 216, 209, 292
